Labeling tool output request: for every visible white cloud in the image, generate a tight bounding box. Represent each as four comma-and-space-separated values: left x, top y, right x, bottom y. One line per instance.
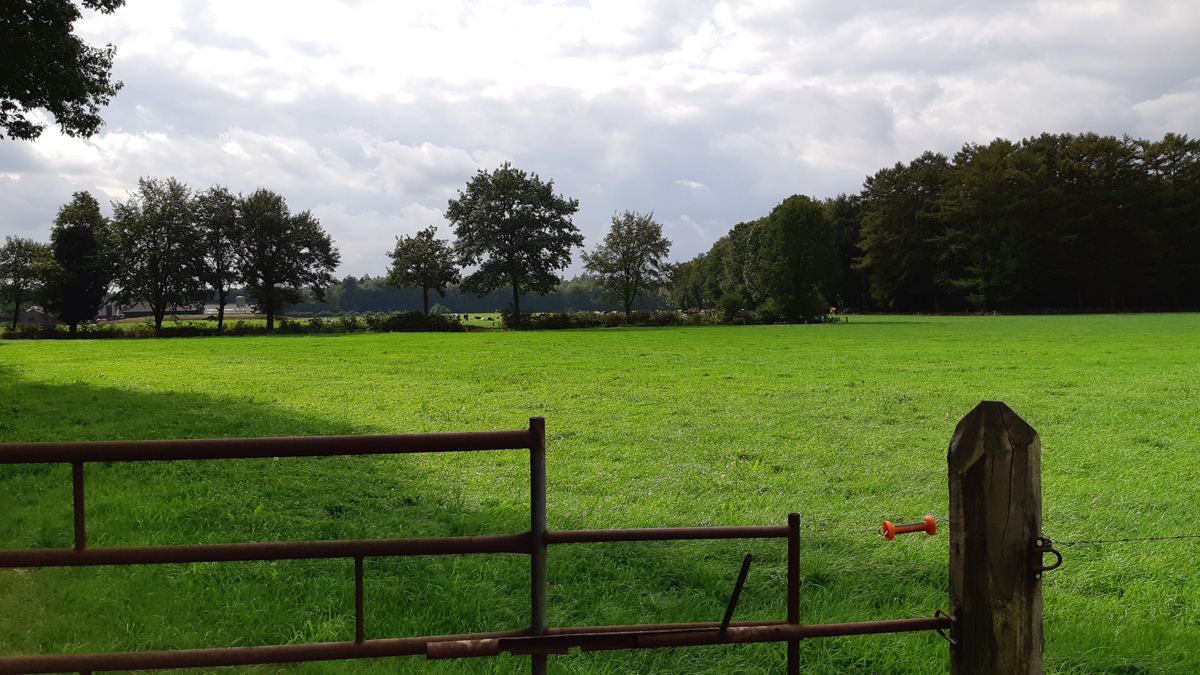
3, 0, 1198, 273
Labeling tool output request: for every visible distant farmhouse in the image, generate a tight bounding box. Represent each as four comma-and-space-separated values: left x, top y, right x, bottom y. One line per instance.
203, 296, 253, 316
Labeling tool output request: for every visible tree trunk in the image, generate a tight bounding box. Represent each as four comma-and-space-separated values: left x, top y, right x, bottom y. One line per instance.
69, 322, 78, 335
423, 286, 430, 316
216, 288, 228, 334
10, 291, 20, 329
266, 308, 275, 332
511, 280, 521, 324
154, 307, 165, 334
624, 291, 633, 319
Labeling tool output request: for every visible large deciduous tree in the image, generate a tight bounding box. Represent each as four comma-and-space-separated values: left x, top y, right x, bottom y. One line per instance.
111, 177, 205, 332
583, 211, 672, 317
194, 186, 240, 332
446, 163, 582, 322
0, 0, 124, 140
1, 236, 53, 329
753, 195, 839, 321
45, 191, 111, 333
234, 189, 339, 331
386, 226, 459, 315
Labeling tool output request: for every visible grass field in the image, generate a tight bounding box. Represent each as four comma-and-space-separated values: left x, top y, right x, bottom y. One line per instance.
1, 315, 1198, 673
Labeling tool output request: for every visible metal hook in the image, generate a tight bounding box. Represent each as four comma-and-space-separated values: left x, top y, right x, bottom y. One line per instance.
1031, 536, 1063, 578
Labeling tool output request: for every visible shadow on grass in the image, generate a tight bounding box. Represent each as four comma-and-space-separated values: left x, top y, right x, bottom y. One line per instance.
0, 371, 536, 660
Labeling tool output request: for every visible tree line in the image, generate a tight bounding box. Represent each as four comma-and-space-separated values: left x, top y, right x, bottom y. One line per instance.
6, 132, 1196, 334
1, 181, 339, 333
2, 163, 675, 331
673, 131, 1199, 318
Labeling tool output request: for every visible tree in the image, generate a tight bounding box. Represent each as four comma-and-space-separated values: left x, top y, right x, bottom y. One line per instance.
446, 163, 582, 321
45, 191, 111, 333
857, 151, 952, 310
1, 1, 124, 140
234, 189, 339, 331
386, 226, 460, 315
110, 177, 205, 332
753, 195, 839, 321
583, 211, 672, 317
194, 186, 240, 332
0, 236, 53, 329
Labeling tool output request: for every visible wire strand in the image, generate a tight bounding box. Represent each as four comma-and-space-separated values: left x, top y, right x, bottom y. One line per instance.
1054, 533, 1200, 546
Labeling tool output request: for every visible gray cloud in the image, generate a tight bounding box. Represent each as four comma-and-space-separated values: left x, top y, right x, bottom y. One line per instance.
2, 0, 1198, 274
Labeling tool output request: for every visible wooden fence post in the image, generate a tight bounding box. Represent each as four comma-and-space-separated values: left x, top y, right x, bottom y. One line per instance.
947, 401, 1043, 674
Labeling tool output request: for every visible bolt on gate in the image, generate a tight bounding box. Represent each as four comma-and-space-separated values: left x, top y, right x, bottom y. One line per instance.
0, 402, 1053, 674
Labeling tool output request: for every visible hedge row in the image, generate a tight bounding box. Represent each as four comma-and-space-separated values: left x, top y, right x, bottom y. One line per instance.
1, 312, 464, 339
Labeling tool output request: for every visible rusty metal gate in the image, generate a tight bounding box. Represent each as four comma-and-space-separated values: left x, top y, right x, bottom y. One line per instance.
0, 417, 950, 674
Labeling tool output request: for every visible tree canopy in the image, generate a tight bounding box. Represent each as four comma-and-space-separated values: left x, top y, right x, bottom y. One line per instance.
447, 163, 583, 320
45, 191, 111, 333
233, 188, 340, 331
194, 186, 240, 332
1, 236, 54, 328
678, 131, 1200, 316
583, 211, 671, 317
0, 0, 125, 140
386, 226, 460, 315
110, 177, 206, 331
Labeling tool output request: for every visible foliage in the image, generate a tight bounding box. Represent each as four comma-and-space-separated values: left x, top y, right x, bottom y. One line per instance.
853, 132, 1200, 311
675, 131, 1200, 314
503, 310, 722, 330
671, 195, 838, 322
583, 211, 672, 317
194, 186, 240, 332
0, 236, 53, 328
233, 189, 340, 331
753, 195, 839, 321
2, 311, 464, 339
856, 151, 952, 311
44, 191, 111, 333
0, 0, 125, 140
110, 177, 206, 331
447, 162, 583, 320
385, 226, 459, 315
293, 273, 670, 316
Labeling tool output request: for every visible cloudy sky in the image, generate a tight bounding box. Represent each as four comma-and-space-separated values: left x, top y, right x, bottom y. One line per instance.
3, 0, 1198, 274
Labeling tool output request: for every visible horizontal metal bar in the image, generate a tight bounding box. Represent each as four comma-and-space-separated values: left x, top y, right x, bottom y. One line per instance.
0, 534, 531, 568
0, 617, 951, 673
0, 429, 534, 464
546, 619, 785, 635
0, 630, 528, 675
545, 525, 790, 544
428, 616, 954, 659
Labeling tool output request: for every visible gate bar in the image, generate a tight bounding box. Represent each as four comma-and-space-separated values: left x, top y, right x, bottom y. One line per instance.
0, 617, 951, 674
546, 525, 789, 543
429, 616, 952, 659
0, 430, 535, 464
0, 533, 531, 567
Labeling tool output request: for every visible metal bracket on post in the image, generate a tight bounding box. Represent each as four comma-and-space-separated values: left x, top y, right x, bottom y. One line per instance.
1030, 536, 1062, 579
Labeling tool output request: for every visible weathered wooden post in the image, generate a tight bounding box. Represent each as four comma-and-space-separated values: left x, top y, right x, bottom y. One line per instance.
947, 401, 1045, 674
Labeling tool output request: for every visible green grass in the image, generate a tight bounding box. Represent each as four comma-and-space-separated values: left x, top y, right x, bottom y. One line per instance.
1, 315, 1198, 673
